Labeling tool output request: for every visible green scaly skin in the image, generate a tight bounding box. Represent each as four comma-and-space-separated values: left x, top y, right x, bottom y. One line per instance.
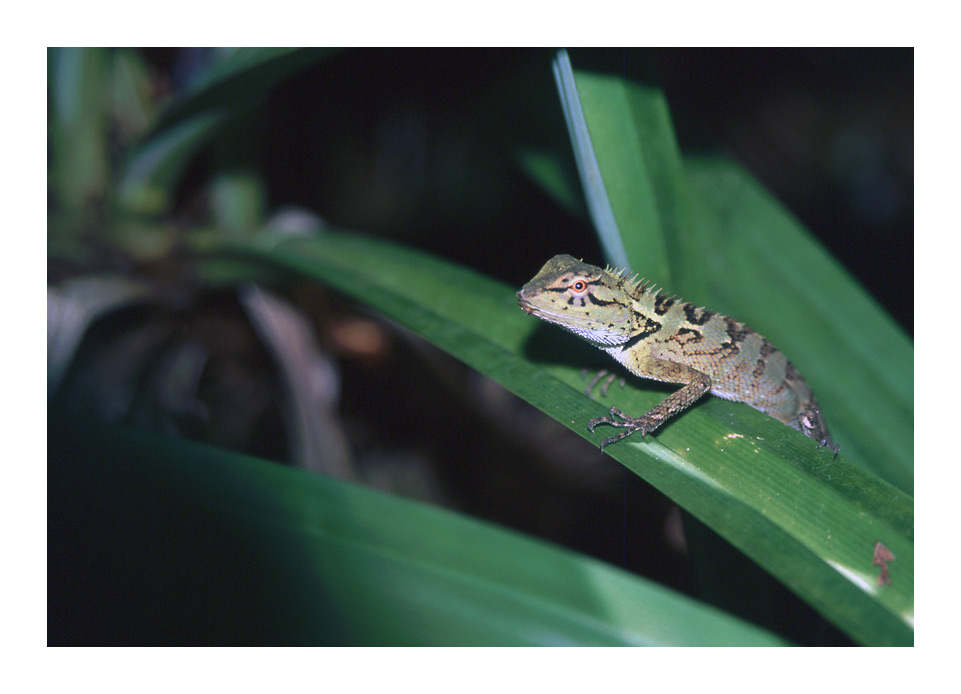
518, 254, 838, 455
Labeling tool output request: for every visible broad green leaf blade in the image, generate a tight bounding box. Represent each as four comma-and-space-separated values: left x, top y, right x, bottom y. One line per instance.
684, 159, 913, 491
49, 414, 786, 646
216, 229, 913, 646
554, 58, 912, 493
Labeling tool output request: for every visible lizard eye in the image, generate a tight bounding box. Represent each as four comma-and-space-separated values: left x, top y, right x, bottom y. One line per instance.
570, 280, 588, 294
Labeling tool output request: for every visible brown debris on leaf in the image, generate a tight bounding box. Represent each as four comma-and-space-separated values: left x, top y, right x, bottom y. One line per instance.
873, 542, 895, 586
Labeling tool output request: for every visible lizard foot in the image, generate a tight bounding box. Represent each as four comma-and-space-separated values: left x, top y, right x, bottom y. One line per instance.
799, 406, 840, 458
582, 369, 625, 397
588, 406, 656, 451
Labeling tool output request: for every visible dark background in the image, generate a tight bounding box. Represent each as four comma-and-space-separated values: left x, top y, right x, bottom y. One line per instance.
152, 47, 912, 332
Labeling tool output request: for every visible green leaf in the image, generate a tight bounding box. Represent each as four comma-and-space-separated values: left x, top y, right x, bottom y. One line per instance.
117, 111, 224, 214
48, 48, 111, 214
215, 228, 913, 646
541, 56, 913, 643
156, 48, 335, 131
550, 52, 912, 494
684, 159, 913, 490
49, 413, 786, 646
117, 48, 334, 215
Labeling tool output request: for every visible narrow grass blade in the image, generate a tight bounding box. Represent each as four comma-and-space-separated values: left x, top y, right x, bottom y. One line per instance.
552, 50, 629, 269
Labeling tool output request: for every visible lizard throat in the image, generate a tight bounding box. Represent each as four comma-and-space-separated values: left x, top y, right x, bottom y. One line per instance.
517, 296, 629, 347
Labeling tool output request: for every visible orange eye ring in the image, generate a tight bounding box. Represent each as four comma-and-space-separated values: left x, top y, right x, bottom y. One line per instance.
570, 280, 588, 294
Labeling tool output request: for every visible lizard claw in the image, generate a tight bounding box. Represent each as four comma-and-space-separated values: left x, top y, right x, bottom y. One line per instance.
816, 439, 841, 459
589, 407, 652, 450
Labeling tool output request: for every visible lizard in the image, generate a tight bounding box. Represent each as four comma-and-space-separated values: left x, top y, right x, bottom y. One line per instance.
517, 254, 838, 455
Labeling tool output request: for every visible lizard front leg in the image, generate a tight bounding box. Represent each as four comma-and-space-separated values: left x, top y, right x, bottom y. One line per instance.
588, 358, 712, 451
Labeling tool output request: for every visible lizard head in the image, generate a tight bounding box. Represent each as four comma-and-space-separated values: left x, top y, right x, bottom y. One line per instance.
517, 254, 637, 347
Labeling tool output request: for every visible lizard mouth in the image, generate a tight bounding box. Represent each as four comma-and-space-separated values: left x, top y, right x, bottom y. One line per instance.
517, 296, 566, 323
516, 291, 536, 315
